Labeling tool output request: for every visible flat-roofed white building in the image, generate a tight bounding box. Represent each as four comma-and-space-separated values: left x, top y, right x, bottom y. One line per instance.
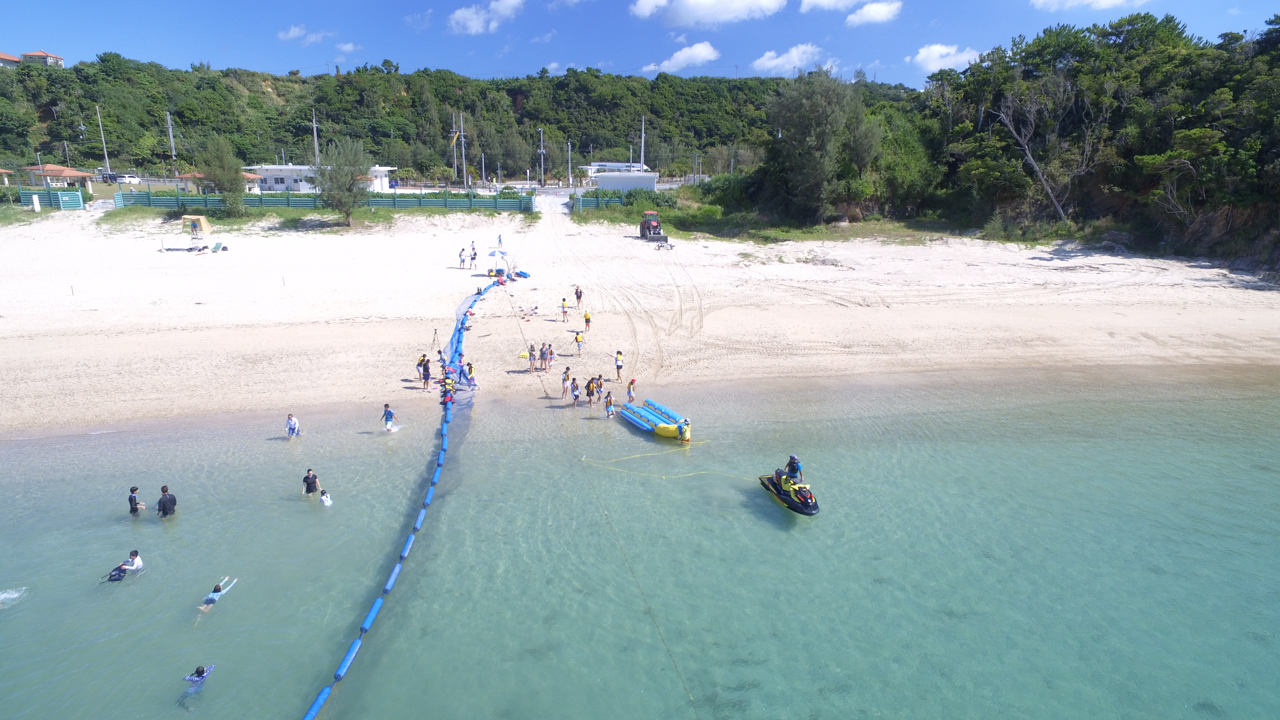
595, 172, 658, 192
243, 164, 397, 192
582, 162, 651, 178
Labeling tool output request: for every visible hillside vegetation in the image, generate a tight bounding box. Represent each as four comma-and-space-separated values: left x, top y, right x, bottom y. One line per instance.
2, 12, 1279, 265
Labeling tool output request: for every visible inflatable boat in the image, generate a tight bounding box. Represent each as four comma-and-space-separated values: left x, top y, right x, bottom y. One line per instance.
618, 399, 691, 441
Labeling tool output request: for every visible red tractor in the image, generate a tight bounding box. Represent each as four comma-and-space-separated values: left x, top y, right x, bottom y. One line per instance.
639, 211, 668, 243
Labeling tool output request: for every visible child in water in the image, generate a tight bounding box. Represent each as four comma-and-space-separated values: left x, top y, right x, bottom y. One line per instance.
179, 665, 214, 710
198, 578, 237, 612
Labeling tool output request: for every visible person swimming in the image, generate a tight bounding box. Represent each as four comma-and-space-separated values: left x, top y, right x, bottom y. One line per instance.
320, 489, 332, 506
198, 577, 237, 612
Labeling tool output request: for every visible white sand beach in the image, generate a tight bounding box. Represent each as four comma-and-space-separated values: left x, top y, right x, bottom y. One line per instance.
2, 202, 1278, 434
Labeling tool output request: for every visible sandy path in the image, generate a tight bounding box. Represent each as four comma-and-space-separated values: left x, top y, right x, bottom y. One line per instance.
1, 203, 1278, 435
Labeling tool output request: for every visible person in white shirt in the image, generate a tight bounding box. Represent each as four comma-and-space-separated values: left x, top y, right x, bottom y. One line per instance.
286, 414, 300, 438
121, 550, 144, 573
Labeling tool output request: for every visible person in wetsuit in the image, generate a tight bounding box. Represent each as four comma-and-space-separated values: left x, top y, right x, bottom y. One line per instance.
128, 486, 145, 515
156, 486, 177, 518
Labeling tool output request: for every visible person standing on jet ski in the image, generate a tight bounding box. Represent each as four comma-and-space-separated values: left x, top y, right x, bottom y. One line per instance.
784, 455, 804, 483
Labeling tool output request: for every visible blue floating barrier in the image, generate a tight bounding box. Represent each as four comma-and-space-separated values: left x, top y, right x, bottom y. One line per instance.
442, 436, 449, 451
302, 685, 331, 720
431, 467, 441, 485
383, 563, 402, 594
401, 534, 415, 560
414, 508, 426, 531
360, 597, 383, 634
424, 486, 435, 506
441, 424, 448, 437
334, 638, 362, 681
445, 407, 452, 423
437, 450, 445, 466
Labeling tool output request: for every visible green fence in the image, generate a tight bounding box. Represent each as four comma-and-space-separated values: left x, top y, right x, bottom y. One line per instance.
112, 191, 533, 212
21, 189, 85, 210
574, 196, 624, 211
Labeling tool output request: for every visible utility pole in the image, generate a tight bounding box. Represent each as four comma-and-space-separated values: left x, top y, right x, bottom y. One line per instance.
63, 141, 71, 166
640, 116, 646, 171
567, 141, 572, 188
166, 112, 177, 179
537, 128, 545, 187
96, 105, 111, 174
451, 114, 458, 182
36, 151, 43, 187
481, 152, 485, 188
460, 114, 468, 190
312, 109, 321, 167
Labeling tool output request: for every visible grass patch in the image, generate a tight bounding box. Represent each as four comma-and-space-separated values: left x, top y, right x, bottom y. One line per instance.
97, 206, 168, 229
0, 204, 54, 227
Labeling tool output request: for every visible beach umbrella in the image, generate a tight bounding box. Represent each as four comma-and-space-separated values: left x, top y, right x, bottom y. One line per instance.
488, 250, 508, 271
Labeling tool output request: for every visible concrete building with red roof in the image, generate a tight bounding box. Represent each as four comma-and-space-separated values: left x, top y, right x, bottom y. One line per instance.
21, 51, 63, 68
0, 52, 20, 69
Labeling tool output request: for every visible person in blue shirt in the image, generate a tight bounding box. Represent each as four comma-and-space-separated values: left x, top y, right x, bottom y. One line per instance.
179, 665, 214, 709
381, 404, 398, 432
785, 455, 803, 482
198, 578, 237, 612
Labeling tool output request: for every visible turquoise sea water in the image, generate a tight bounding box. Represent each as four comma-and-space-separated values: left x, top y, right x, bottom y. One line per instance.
2, 368, 1278, 719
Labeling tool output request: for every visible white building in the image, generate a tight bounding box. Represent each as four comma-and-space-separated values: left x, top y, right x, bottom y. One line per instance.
581, 162, 650, 178
21, 50, 63, 68
595, 172, 658, 192
243, 164, 397, 193
0, 52, 20, 69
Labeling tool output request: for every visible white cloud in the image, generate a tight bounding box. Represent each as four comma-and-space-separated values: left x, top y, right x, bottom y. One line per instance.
302, 32, 335, 46
449, 0, 525, 34
846, 1, 900, 25
908, 43, 979, 72
670, 32, 688, 43
405, 11, 433, 30
1030, 0, 1148, 9
336, 42, 361, 53
800, 0, 860, 10
277, 25, 306, 41
751, 43, 823, 75
631, 0, 786, 26
335, 55, 346, 63
642, 41, 721, 72
546, 62, 560, 71
532, 29, 556, 42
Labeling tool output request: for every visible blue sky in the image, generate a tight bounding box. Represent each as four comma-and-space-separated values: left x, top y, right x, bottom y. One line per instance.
1, 1, 1273, 87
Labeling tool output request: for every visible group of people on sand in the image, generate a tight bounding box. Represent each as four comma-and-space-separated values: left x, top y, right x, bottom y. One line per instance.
418, 350, 477, 394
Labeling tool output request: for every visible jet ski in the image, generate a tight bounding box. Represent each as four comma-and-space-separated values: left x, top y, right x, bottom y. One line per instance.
759, 470, 819, 516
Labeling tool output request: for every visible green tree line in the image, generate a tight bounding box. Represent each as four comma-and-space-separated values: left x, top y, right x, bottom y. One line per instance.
1, 11, 1278, 262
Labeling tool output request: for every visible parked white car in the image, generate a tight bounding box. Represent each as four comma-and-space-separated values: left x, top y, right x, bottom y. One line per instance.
118, 175, 142, 184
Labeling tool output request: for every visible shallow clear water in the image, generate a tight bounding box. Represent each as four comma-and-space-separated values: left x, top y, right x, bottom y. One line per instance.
2, 369, 1279, 719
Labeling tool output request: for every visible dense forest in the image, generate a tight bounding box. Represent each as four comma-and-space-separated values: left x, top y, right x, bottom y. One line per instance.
2, 11, 1279, 264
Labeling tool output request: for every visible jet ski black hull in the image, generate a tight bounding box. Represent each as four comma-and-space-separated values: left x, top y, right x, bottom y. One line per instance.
759, 476, 819, 516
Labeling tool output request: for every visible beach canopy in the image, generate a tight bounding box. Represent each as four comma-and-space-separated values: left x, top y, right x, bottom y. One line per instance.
487, 250, 507, 257
35, 167, 95, 178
